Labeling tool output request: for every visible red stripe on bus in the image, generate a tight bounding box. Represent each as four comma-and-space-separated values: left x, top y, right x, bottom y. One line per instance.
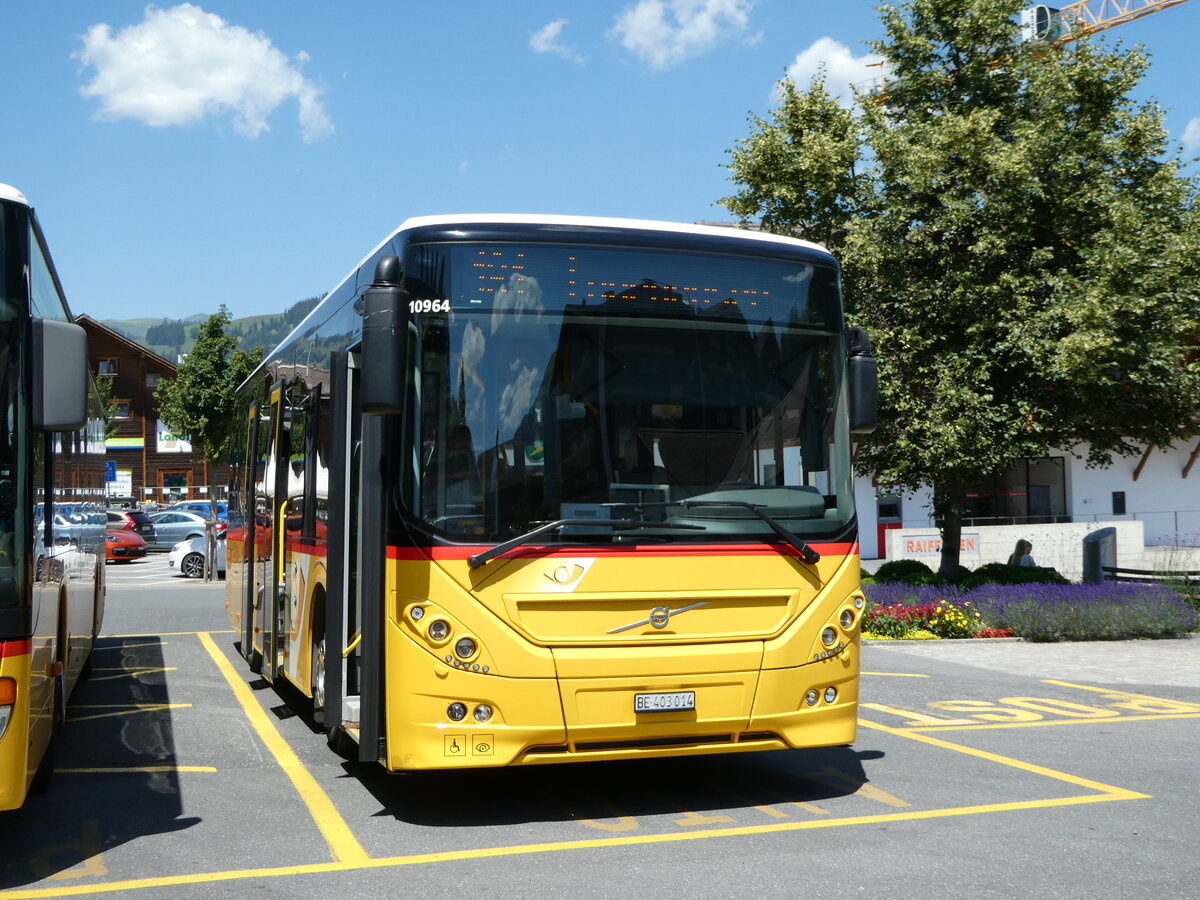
387, 542, 858, 561
284, 538, 327, 557
0, 639, 32, 659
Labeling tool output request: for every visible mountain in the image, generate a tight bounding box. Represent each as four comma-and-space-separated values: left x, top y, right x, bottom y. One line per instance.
101, 297, 322, 362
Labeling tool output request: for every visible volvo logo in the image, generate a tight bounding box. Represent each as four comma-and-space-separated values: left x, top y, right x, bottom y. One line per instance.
608, 601, 710, 634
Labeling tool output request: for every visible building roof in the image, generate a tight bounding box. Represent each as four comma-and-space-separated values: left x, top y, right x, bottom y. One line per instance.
75, 314, 177, 375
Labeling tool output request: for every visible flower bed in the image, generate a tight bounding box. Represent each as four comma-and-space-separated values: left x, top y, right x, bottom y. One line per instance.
861, 581, 1196, 642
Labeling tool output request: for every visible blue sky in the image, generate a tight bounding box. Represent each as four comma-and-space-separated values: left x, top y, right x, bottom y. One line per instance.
4, 1, 1198, 323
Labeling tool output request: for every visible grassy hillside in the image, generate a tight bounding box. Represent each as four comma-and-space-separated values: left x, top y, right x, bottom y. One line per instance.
102, 297, 321, 361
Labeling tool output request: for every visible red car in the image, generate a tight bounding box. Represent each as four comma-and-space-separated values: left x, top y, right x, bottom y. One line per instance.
106, 530, 147, 563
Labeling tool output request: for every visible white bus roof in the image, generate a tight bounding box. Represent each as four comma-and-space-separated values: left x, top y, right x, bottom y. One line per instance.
394, 213, 826, 253
0, 184, 30, 206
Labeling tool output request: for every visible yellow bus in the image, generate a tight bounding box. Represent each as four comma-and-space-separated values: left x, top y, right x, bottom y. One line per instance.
0, 184, 106, 810
224, 215, 877, 769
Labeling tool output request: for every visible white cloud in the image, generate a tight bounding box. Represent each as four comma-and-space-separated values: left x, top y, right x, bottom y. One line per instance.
1183, 118, 1200, 156
530, 18, 584, 63
76, 3, 332, 142
783, 36, 883, 108
610, 0, 753, 71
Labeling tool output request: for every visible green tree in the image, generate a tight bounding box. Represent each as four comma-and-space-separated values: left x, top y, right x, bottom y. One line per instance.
155, 306, 262, 465
145, 319, 185, 348
94, 373, 118, 440
723, 0, 1200, 575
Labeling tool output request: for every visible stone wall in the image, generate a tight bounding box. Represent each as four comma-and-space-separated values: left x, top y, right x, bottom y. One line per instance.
883, 520, 1146, 582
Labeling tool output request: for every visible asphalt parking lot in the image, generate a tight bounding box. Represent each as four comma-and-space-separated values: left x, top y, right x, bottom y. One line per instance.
1, 583, 1197, 899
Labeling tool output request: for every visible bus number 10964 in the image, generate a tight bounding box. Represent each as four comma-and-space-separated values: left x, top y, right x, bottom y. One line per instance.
409, 299, 451, 314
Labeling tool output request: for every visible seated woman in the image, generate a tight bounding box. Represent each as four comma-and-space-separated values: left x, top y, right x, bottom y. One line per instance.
1007, 539, 1036, 567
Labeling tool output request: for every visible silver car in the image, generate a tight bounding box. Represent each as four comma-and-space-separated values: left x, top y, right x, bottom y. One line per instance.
168, 531, 227, 578
146, 510, 218, 551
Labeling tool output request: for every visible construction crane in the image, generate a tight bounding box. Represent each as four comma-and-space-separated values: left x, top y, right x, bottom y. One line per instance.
1021, 0, 1193, 44
862, 1, 1192, 97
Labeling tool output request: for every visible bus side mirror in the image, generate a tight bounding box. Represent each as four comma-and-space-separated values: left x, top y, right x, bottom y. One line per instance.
32, 318, 88, 431
360, 256, 409, 415
846, 326, 878, 434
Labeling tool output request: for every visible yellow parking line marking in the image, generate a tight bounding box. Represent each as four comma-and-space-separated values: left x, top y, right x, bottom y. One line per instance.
89, 667, 178, 682
897, 712, 1200, 732
99, 630, 236, 638
92, 643, 161, 651
197, 631, 368, 864
857, 719, 1150, 798
55, 766, 217, 774
862, 671, 930, 677
0, 710, 1152, 898
1044, 680, 1200, 711
0, 786, 1147, 899
67, 704, 190, 723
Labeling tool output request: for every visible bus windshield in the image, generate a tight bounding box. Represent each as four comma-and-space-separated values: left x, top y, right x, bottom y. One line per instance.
400, 240, 855, 545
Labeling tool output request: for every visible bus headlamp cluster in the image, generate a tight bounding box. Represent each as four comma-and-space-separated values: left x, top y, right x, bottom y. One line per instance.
408, 603, 489, 673
813, 594, 865, 662
0, 677, 14, 739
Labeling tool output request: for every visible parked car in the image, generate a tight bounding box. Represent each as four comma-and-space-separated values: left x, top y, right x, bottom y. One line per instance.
105, 530, 147, 563
167, 500, 228, 521
168, 531, 226, 579
106, 509, 157, 544
146, 510, 224, 551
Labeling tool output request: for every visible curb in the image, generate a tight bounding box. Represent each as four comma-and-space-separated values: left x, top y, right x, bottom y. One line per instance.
863, 633, 1199, 646
863, 637, 1025, 646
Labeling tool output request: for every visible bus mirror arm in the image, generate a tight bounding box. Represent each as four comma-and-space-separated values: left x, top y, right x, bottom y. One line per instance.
361, 255, 409, 415
846, 326, 878, 434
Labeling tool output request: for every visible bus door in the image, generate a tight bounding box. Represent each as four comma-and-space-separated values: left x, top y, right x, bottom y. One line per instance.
240, 402, 260, 669
258, 382, 288, 682
278, 381, 318, 690
322, 350, 379, 762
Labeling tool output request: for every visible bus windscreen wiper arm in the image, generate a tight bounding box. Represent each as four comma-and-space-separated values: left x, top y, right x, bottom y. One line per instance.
675, 500, 821, 565
607, 499, 821, 565
467, 519, 706, 569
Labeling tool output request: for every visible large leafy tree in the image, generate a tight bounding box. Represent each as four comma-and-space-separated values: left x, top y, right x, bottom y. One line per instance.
723, 0, 1200, 574
155, 306, 262, 466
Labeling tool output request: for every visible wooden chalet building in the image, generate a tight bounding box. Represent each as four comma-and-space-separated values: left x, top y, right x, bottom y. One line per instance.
75, 315, 228, 507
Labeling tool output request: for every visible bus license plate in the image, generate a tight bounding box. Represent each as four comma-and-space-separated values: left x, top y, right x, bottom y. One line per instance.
634, 691, 695, 713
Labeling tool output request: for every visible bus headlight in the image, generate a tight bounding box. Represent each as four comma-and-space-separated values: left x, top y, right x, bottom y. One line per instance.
0, 677, 14, 738
824, 687, 838, 704
840, 609, 856, 630
805, 689, 819, 707
455, 637, 477, 659
447, 702, 467, 721
821, 627, 837, 646
473, 703, 493, 723
427, 619, 451, 642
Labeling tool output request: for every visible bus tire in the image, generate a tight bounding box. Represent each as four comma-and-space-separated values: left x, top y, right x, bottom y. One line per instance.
326, 725, 356, 760
31, 671, 65, 794
311, 634, 326, 726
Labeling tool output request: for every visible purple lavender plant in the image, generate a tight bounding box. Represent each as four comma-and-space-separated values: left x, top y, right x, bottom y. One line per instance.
963, 582, 1196, 642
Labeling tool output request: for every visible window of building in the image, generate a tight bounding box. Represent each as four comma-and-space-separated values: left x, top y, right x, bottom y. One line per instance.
98, 358, 119, 375
958, 457, 1067, 525
111, 399, 132, 419
146, 373, 162, 388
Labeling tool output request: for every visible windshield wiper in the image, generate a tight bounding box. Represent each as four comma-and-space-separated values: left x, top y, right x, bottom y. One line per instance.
609, 499, 821, 565
467, 519, 706, 569
679, 500, 821, 564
